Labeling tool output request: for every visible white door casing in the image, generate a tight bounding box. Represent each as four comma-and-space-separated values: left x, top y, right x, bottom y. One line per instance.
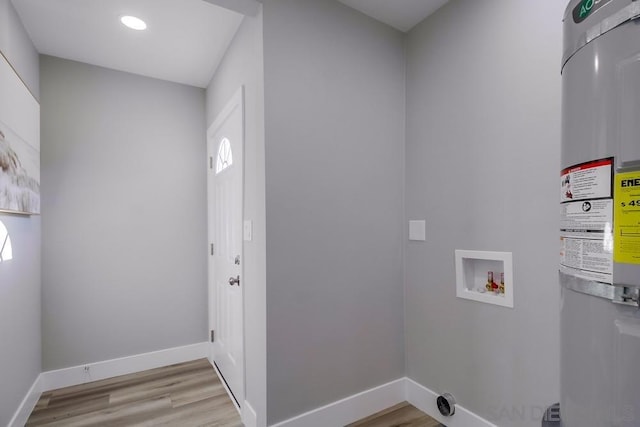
207, 87, 244, 409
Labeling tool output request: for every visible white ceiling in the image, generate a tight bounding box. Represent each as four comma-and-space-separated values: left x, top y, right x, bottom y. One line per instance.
11, 0, 244, 88
11, 0, 448, 89
337, 0, 449, 32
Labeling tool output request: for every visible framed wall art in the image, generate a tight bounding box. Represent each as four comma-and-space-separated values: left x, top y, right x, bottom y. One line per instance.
0, 52, 40, 215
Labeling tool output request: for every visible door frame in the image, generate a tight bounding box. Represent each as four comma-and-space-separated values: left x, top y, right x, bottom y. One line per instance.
207, 86, 245, 412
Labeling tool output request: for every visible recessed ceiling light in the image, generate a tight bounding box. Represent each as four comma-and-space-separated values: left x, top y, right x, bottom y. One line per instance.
120, 15, 147, 31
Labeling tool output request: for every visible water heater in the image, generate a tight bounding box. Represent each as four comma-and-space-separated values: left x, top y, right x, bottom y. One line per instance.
560, 0, 640, 426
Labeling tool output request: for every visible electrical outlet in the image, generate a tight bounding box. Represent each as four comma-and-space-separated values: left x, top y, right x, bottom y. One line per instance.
83, 365, 90, 373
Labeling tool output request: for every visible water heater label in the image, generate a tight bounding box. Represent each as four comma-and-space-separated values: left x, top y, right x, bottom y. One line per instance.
614, 171, 640, 264
560, 158, 614, 283
561, 158, 613, 202
560, 200, 613, 283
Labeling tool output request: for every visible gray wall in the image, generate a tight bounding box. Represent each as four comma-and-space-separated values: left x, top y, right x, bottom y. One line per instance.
0, 218, 41, 424
0, 0, 41, 424
206, 11, 267, 426
262, 0, 406, 423
404, 1, 564, 426
40, 56, 207, 370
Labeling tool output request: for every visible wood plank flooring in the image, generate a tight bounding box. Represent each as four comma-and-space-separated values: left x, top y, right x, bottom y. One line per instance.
27, 359, 441, 427
348, 402, 443, 427
26, 358, 242, 427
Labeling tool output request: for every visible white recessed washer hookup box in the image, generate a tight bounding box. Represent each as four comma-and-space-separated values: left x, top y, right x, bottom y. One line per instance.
454, 250, 513, 308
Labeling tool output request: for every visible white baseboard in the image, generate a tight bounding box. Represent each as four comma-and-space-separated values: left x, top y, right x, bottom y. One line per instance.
270, 377, 498, 427
11, 358, 495, 427
406, 378, 497, 427
270, 378, 406, 427
40, 342, 209, 392
243, 400, 259, 427
8, 374, 43, 427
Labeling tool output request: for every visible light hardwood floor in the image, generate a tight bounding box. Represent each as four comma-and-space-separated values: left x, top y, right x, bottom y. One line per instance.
27, 359, 441, 427
26, 358, 242, 427
348, 402, 443, 427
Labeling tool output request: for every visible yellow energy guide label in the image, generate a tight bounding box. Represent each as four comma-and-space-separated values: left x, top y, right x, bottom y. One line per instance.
614, 171, 640, 264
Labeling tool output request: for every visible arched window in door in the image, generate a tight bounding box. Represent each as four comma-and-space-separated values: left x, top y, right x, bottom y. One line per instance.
0, 220, 13, 262
215, 137, 233, 174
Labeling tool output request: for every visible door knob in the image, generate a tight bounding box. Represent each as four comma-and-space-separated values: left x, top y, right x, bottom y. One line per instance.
228, 275, 240, 286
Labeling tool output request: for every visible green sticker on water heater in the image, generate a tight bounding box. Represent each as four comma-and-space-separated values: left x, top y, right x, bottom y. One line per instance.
572, 0, 611, 24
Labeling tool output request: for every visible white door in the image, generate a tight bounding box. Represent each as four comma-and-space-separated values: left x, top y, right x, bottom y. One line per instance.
207, 87, 244, 408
